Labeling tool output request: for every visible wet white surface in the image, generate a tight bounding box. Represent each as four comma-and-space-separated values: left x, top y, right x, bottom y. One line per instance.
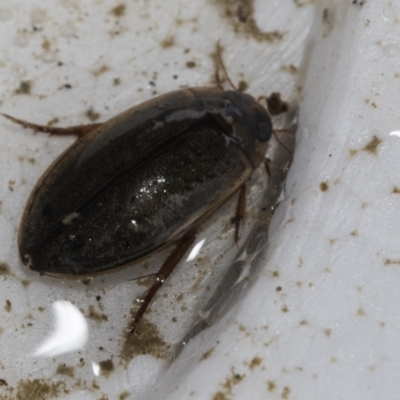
1, 0, 398, 399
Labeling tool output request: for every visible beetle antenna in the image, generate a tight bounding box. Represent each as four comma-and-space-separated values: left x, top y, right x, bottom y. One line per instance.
215, 41, 237, 91
215, 65, 224, 91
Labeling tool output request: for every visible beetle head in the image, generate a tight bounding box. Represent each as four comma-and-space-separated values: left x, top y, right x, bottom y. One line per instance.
223, 90, 272, 143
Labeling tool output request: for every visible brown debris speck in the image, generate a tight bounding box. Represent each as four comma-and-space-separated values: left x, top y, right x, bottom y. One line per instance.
362, 136, 381, 154
161, 36, 175, 48
16, 81, 31, 95
86, 108, 101, 122
4, 299, 11, 313
249, 356, 262, 370
99, 359, 115, 377
282, 386, 291, 399
56, 364, 74, 378
200, 347, 215, 361
319, 181, 329, 192
266, 92, 289, 116
110, 4, 126, 17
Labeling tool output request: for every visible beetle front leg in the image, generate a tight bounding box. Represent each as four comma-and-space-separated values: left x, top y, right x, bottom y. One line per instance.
126, 231, 197, 336
1, 113, 102, 137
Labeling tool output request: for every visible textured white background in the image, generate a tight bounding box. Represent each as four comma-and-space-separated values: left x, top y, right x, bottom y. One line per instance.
1, 0, 399, 399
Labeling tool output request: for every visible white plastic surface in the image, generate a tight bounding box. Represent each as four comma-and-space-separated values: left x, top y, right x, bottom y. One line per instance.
1, 0, 399, 399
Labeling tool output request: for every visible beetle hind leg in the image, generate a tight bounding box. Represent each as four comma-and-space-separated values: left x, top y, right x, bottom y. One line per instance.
1, 113, 102, 138
126, 231, 197, 337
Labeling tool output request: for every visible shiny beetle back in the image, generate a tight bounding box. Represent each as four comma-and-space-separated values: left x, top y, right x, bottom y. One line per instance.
19, 87, 272, 276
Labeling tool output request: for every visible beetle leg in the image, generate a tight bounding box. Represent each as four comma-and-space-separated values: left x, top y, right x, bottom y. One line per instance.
272, 129, 294, 179
1, 113, 102, 137
264, 158, 272, 177
273, 129, 293, 155
265, 157, 286, 179
231, 184, 246, 243
127, 231, 197, 335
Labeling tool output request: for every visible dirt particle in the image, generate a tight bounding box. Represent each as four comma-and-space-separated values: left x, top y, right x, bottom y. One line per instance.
392, 187, 400, 194
384, 258, 400, 266
282, 386, 291, 399
99, 359, 114, 377
122, 318, 170, 361
349, 149, 357, 156
8, 180, 15, 191
119, 391, 130, 400
87, 305, 108, 322
322, 8, 335, 37
4, 299, 11, 313
92, 65, 110, 77
237, 80, 248, 92
42, 37, 51, 51
85, 108, 101, 122
222, 370, 244, 396
200, 347, 215, 361
0, 262, 10, 276
362, 136, 381, 154
56, 364, 74, 378
324, 328, 332, 337
249, 356, 262, 370
186, 61, 196, 68
319, 181, 329, 192
13, 379, 65, 400
267, 380, 276, 391
161, 36, 175, 48
16, 81, 31, 95
266, 92, 289, 116
216, 0, 283, 42
280, 64, 298, 74
0, 379, 7, 386
276, 286, 282, 292
357, 308, 366, 316
113, 77, 121, 85
110, 4, 126, 17
212, 392, 227, 400
281, 304, 289, 313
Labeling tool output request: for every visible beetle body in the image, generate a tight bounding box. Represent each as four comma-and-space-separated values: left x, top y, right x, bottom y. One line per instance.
18, 87, 272, 276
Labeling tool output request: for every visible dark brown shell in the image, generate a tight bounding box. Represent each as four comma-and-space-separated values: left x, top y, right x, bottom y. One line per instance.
19, 87, 272, 276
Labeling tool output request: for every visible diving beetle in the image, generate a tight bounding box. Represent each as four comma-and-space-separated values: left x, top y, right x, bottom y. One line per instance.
4, 64, 275, 335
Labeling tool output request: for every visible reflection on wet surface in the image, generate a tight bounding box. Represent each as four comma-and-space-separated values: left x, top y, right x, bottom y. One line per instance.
34, 300, 88, 357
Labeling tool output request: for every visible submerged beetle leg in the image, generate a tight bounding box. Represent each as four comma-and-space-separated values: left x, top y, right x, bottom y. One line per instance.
264, 128, 294, 180
1, 113, 101, 137
128, 231, 197, 335
231, 184, 246, 243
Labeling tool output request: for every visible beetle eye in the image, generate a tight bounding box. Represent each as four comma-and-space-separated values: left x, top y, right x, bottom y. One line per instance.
255, 120, 272, 142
